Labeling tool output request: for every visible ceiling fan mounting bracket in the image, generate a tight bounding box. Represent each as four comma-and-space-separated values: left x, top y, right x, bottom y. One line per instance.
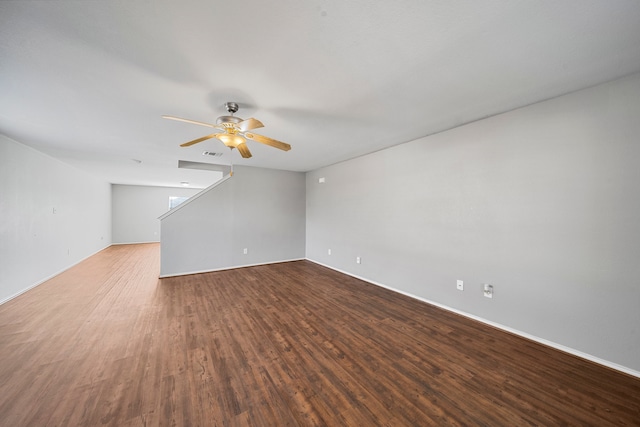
224, 102, 239, 115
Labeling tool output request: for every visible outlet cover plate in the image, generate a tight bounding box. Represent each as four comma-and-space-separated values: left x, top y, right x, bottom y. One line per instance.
483, 284, 493, 298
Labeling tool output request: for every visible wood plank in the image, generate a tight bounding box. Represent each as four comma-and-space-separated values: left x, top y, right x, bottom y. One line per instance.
0, 243, 638, 426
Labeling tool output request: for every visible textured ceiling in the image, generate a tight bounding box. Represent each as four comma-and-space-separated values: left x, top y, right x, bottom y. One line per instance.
2, 1, 640, 188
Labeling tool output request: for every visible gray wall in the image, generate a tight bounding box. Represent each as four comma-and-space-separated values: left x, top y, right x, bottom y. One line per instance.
160, 166, 306, 276
306, 73, 640, 373
112, 184, 201, 244
0, 135, 112, 303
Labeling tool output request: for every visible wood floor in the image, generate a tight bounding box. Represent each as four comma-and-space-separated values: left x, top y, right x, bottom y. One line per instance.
0, 244, 638, 426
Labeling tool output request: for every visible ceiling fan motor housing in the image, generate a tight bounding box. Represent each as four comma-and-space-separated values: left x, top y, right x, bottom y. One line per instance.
217, 115, 243, 125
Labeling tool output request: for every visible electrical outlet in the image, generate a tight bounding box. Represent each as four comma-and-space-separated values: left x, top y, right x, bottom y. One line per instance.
483, 284, 493, 298
243, 248, 248, 255
328, 249, 331, 255
318, 177, 325, 183
356, 256, 361, 264
456, 280, 464, 291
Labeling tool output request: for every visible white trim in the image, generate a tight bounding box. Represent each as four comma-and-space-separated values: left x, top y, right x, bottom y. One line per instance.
0, 244, 112, 306
111, 241, 160, 245
158, 174, 232, 220
159, 258, 306, 278
306, 258, 640, 379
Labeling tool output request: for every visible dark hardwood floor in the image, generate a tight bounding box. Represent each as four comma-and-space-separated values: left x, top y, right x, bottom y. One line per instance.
0, 243, 638, 426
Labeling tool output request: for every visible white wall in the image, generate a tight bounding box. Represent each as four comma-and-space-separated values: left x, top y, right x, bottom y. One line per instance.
0, 135, 112, 303
160, 166, 306, 277
112, 184, 201, 244
306, 73, 640, 374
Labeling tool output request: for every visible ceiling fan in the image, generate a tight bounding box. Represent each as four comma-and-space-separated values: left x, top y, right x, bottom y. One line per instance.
163, 102, 291, 159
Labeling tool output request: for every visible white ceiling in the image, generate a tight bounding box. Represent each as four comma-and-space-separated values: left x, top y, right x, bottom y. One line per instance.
2, 1, 640, 188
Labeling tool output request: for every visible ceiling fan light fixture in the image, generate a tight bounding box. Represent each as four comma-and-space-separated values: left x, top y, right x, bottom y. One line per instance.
217, 133, 245, 148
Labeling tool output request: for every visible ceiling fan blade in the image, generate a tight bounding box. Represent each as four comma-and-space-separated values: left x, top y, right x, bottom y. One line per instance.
236, 142, 253, 158
180, 133, 218, 147
163, 115, 218, 129
237, 117, 264, 132
244, 132, 291, 151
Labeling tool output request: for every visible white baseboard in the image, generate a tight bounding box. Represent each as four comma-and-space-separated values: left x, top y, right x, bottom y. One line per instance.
306, 258, 640, 379
0, 244, 112, 306
111, 241, 160, 245
159, 258, 306, 279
